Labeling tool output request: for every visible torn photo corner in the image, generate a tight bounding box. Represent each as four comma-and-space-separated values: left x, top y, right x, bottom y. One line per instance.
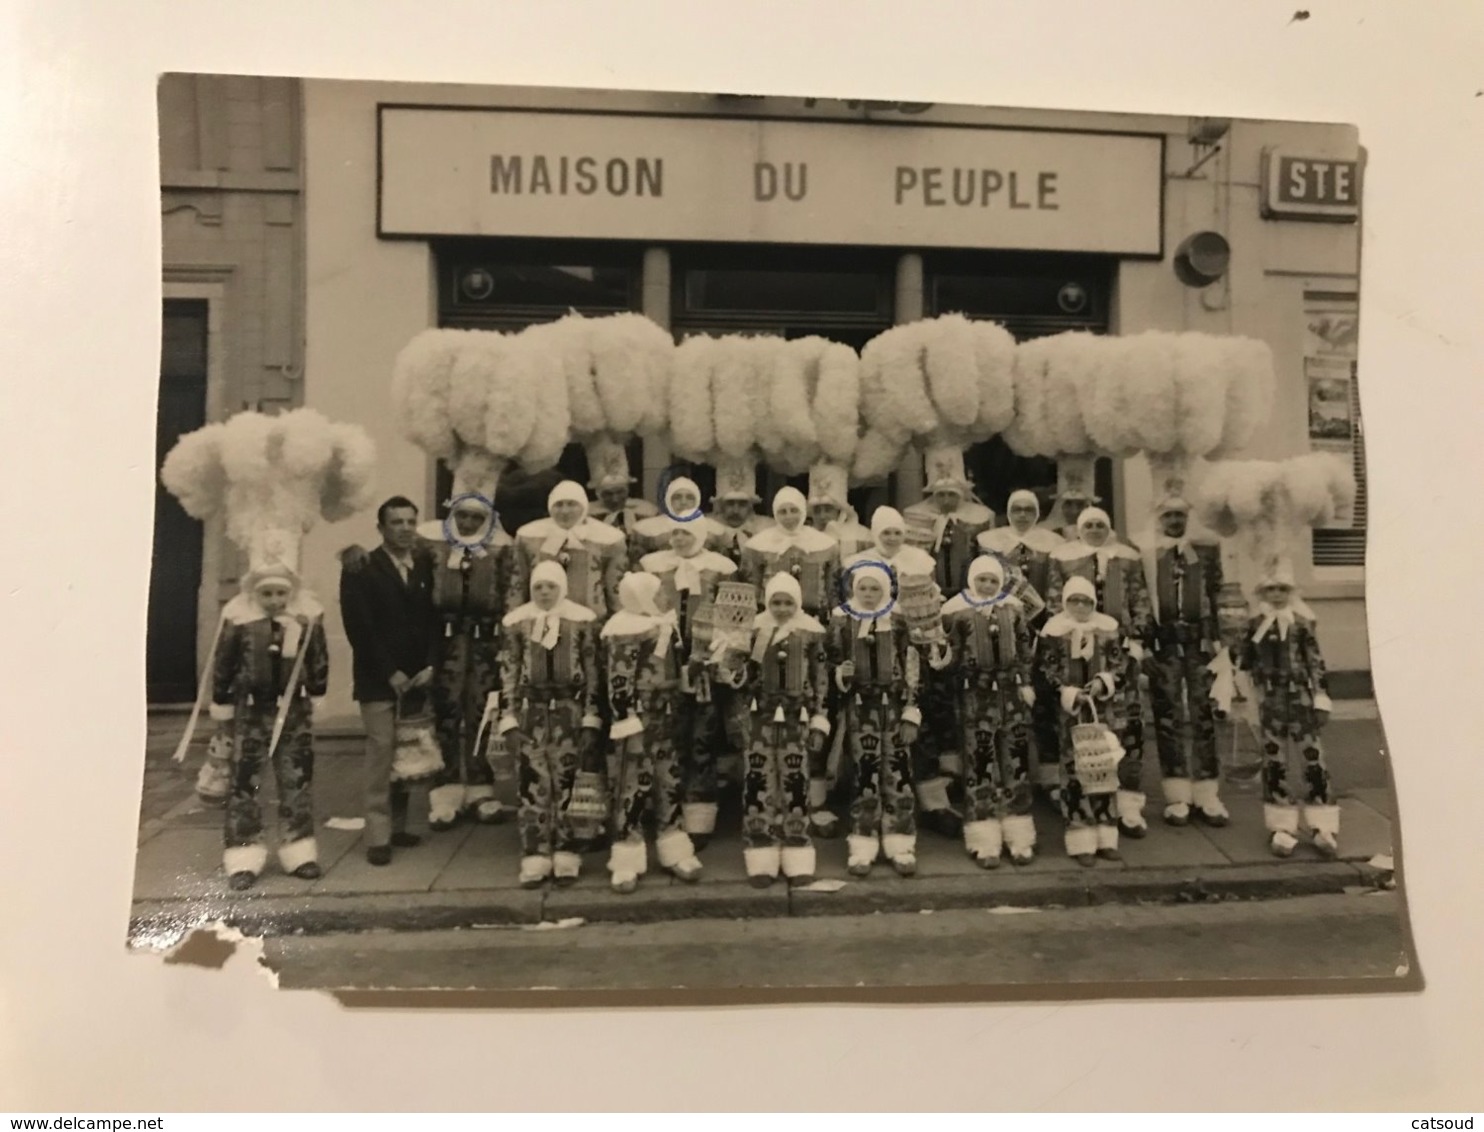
135, 72, 1415, 1001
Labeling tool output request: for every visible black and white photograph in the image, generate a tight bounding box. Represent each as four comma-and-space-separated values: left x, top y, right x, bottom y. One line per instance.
131, 73, 1411, 996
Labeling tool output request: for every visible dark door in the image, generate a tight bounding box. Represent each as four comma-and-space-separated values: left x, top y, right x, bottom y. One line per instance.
148, 299, 209, 703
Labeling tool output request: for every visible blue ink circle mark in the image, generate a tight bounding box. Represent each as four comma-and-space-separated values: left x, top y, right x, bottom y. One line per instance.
442, 492, 499, 551
656, 465, 704, 523
837, 558, 899, 622
958, 549, 1015, 609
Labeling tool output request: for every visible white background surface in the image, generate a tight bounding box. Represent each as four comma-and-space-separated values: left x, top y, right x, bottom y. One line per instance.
2, 0, 1481, 1112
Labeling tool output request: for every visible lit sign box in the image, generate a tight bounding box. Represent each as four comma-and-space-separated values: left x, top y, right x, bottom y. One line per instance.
1262, 145, 1361, 222
378, 105, 1166, 256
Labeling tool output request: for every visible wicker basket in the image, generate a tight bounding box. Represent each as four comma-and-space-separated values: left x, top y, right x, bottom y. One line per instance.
898, 575, 945, 645
566, 770, 610, 833
710, 580, 759, 668
903, 512, 938, 552
1070, 705, 1123, 796
390, 698, 444, 784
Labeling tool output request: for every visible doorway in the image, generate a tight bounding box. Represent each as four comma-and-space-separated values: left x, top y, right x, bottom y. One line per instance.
148, 299, 210, 702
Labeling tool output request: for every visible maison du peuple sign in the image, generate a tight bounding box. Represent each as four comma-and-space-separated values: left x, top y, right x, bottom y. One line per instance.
378, 105, 1166, 256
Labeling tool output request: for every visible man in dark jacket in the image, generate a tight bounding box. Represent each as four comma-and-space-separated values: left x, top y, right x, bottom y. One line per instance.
340, 496, 438, 865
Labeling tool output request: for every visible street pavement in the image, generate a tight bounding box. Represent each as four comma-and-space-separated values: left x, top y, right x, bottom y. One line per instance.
266, 891, 1411, 994
130, 705, 1402, 948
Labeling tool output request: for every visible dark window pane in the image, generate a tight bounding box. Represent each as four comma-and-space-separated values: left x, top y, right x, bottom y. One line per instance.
684, 268, 882, 315
933, 273, 1104, 321
453, 263, 634, 310
161, 299, 209, 379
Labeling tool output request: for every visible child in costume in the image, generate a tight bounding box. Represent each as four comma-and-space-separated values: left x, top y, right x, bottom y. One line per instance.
497, 560, 604, 888
976, 489, 1059, 620
725, 573, 832, 888
600, 572, 706, 893
977, 488, 1064, 800
426, 490, 518, 831
740, 486, 840, 618
160, 407, 376, 889
1038, 577, 1128, 866
632, 475, 725, 565
941, 556, 1038, 867
846, 506, 961, 840
1137, 492, 1229, 831
512, 479, 627, 620
1238, 565, 1339, 858
1047, 506, 1152, 834
639, 516, 743, 847
828, 563, 923, 877
740, 486, 841, 836
211, 545, 330, 890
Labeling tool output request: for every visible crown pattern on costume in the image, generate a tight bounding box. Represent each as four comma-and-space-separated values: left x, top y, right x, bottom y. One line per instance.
807, 462, 849, 507
585, 434, 635, 490
1055, 453, 1099, 501
923, 445, 969, 492
714, 455, 760, 502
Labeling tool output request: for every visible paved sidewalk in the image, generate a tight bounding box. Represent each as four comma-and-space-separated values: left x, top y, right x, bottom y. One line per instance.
129, 711, 1398, 947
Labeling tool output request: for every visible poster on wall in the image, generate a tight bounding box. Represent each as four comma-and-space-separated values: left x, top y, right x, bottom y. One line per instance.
1304, 299, 1362, 529
1306, 356, 1353, 443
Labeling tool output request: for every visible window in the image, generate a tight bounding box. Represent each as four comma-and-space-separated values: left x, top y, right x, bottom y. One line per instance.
436, 238, 643, 330
926, 250, 1113, 340
673, 244, 895, 333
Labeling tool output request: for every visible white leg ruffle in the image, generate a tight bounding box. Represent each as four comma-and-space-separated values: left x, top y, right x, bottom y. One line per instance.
1192, 777, 1230, 820
1162, 776, 1194, 822
1264, 802, 1301, 857
607, 836, 648, 877
1304, 803, 1341, 857
1095, 824, 1119, 851
1264, 802, 1301, 833
1063, 825, 1098, 858
846, 834, 879, 871
276, 836, 318, 874
1116, 790, 1147, 830
1002, 814, 1038, 862
881, 832, 916, 865
427, 783, 465, 825
681, 802, 718, 836
781, 844, 817, 879
744, 845, 781, 879
963, 818, 1004, 863
655, 828, 701, 879
519, 855, 553, 885
223, 842, 269, 878
552, 851, 582, 879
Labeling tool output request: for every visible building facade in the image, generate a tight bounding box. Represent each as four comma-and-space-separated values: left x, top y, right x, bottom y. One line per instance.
155, 77, 1369, 721
152, 74, 306, 702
